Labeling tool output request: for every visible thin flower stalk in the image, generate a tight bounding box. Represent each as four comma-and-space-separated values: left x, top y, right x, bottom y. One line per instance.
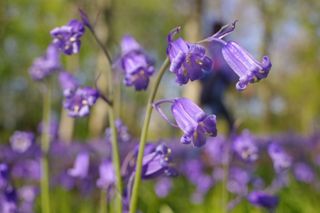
129, 58, 170, 213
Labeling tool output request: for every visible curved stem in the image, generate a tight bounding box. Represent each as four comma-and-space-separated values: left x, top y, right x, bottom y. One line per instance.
40, 84, 52, 213
99, 189, 107, 213
153, 99, 178, 128
129, 58, 170, 213
89, 28, 123, 213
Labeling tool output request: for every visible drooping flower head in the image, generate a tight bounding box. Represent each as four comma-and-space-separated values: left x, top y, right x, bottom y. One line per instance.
201, 21, 272, 91
63, 87, 99, 117
29, 44, 60, 81
233, 130, 258, 162
119, 35, 155, 90
268, 143, 292, 173
9, 131, 34, 153
154, 98, 217, 147
50, 19, 85, 55
248, 191, 279, 210
68, 152, 90, 179
166, 27, 212, 85
58, 71, 79, 97
96, 161, 115, 189
141, 144, 175, 179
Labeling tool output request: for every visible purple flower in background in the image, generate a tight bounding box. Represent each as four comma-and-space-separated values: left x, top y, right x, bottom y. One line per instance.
0, 164, 9, 190
205, 136, 228, 165
233, 130, 258, 162
167, 27, 212, 85
155, 178, 172, 198
154, 98, 217, 147
12, 160, 41, 181
37, 118, 59, 141
64, 87, 99, 117
59, 71, 79, 97
141, 144, 175, 179
96, 161, 115, 189
18, 186, 37, 213
29, 44, 60, 81
50, 19, 85, 55
221, 41, 271, 91
228, 167, 250, 195
68, 152, 90, 179
0, 185, 17, 213
268, 143, 291, 173
294, 162, 315, 183
9, 131, 34, 153
248, 191, 279, 209
106, 119, 131, 143
119, 35, 155, 90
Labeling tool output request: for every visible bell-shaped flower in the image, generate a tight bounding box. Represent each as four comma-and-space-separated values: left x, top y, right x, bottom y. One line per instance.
68, 152, 90, 179
293, 162, 315, 183
154, 98, 217, 147
119, 35, 155, 90
233, 130, 258, 162
29, 44, 60, 81
63, 87, 99, 117
268, 143, 291, 173
50, 19, 85, 55
167, 27, 212, 85
221, 41, 271, 91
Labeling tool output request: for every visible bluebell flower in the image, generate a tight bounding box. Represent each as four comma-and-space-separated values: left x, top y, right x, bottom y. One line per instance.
29, 44, 60, 81
9, 131, 34, 153
233, 130, 258, 162
248, 191, 279, 210
294, 162, 315, 183
201, 21, 271, 91
1, 185, 18, 213
68, 152, 90, 179
119, 35, 155, 90
155, 178, 172, 198
167, 27, 212, 85
63, 87, 99, 117
0, 164, 9, 190
228, 167, 250, 195
50, 19, 85, 55
268, 143, 291, 173
154, 98, 217, 147
96, 161, 115, 189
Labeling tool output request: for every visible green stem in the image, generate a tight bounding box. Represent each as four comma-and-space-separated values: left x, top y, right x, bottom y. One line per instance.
40, 84, 52, 213
129, 58, 170, 213
99, 189, 108, 213
90, 28, 123, 213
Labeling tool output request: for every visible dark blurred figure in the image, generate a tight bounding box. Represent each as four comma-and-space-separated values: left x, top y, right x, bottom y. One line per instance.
200, 21, 237, 132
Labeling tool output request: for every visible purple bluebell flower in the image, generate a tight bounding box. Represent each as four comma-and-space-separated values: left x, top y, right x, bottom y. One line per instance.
59, 71, 79, 97
294, 162, 315, 183
37, 118, 59, 141
268, 143, 291, 173
228, 167, 250, 195
0, 185, 17, 213
233, 130, 258, 162
119, 35, 155, 90
29, 44, 60, 81
12, 160, 41, 181
155, 178, 172, 198
141, 144, 174, 179
0, 164, 9, 190
154, 98, 217, 147
221, 41, 271, 91
9, 131, 34, 153
18, 186, 37, 213
205, 136, 228, 165
166, 27, 212, 85
248, 191, 279, 209
68, 152, 90, 179
96, 161, 115, 189
63, 87, 99, 117
50, 19, 85, 55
